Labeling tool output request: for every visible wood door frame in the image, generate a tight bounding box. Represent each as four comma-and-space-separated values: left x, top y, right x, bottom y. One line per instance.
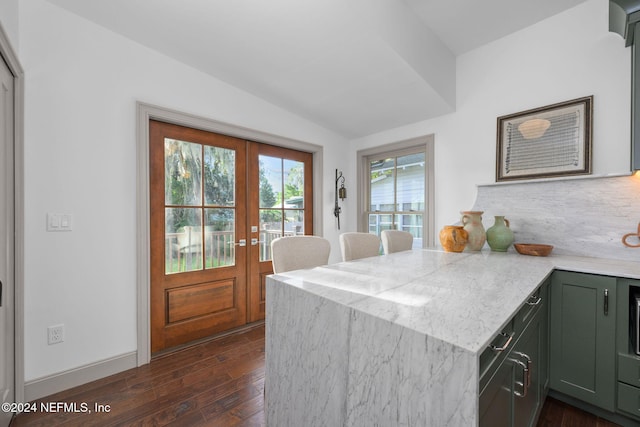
136, 102, 323, 365
0, 23, 25, 403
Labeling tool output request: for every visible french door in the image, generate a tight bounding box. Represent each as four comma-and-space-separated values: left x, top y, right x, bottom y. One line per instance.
149, 120, 312, 353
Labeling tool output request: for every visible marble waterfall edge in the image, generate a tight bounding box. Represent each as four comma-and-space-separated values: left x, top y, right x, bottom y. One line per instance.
266, 273, 478, 427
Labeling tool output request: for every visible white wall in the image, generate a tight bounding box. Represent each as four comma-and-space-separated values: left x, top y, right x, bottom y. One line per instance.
16, 0, 633, 389
350, 0, 631, 234
0, 0, 19, 50
19, 0, 348, 383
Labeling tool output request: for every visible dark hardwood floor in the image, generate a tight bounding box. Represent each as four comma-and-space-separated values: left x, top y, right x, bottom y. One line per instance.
11, 323, 621, 426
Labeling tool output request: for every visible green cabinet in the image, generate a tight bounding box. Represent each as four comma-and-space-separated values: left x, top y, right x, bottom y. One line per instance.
616, 278, 640, 421
512, 305, 547, 427
550, 270, 617, 411
480, 280, 548, 427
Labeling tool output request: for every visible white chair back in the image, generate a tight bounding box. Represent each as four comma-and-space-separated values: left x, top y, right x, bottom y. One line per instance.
381, 230, 414, 255
271, 236, 331, 273
339, 232, 381, 262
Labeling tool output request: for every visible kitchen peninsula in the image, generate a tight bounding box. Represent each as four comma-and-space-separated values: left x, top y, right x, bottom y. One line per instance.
264, 249, 640, 426
265, 175, 640, 426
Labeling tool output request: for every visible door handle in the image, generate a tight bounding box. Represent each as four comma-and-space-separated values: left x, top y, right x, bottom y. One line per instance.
228, 239, 246, 247
604, 289, 609, 316
251, 238, 265, 246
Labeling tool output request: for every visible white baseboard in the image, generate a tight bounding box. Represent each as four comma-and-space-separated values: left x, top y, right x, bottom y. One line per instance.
24, 351, 137, 402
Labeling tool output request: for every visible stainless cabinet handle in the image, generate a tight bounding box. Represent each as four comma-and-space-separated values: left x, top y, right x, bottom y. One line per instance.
489, 332, 513, 352
514, 351, 532, 389
604, 289, 609, 316
0, 279, 2, 307
526, 295, 542, 306
509, 357, 529, 397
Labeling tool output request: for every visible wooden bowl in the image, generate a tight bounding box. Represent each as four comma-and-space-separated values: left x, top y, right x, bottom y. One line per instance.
514, 243, 553, 257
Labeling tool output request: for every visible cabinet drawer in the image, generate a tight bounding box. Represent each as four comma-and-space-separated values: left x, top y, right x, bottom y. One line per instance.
619, 354, 640, 388
480, 319, 515, 392
618, 382, 640, 419
514, 281, 548, 335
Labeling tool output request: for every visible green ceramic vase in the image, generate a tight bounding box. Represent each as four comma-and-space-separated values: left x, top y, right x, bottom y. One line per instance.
486, 215, 514, 252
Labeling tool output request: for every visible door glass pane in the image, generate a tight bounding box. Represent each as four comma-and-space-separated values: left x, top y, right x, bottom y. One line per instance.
204, 208, 235, 268
259, 209, 283, 262
204, 146, 235, 206
165, 139, 202, 206
258, 156, 307, 262
259, 155, 282, 208
396, 153, 425, 211
284, 159, 304, 208
285, 209, 304, 236
165, 208, 202, 274
370, 158, 395, 212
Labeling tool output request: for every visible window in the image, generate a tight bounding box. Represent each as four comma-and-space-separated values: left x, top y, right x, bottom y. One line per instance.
358, 137, 434, 248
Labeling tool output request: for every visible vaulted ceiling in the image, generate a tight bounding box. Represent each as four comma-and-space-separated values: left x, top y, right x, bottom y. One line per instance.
46, 0, 588, 138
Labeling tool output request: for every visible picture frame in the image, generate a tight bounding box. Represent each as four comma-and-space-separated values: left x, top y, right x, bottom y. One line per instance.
496, 96, 593, 182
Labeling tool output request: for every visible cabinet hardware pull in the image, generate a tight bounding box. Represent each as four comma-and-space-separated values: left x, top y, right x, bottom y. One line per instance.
526, 296, 542, 306
509, 358, 529, 397
489, 332, 513, 352
604, 289, 609, 316
514, 351, 532, 389
0, 279, 2, 307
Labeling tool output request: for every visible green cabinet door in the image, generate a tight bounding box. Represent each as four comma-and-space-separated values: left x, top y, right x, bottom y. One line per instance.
508, 285, 549, 427
550, 271, 617, 411
480, 280, 549, 427
512, 306, 545, 427
479, 359, 513, 427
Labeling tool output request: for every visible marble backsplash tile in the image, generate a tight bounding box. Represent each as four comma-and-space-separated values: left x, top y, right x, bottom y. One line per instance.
471, 174, 640, 261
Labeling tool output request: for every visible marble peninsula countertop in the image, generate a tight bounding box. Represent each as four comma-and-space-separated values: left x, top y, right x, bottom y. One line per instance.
269, 248, 640, 355
265, 248, 640, 426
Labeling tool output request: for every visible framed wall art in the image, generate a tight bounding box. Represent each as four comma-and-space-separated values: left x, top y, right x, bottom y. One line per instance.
496, 96, 593, 182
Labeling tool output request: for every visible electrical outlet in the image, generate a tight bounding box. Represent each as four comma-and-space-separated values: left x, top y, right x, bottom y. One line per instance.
48, 324, 64, 345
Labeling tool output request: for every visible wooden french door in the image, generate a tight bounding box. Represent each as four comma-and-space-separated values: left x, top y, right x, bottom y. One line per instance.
247, 143, 313, 321
150, 120, 312, 353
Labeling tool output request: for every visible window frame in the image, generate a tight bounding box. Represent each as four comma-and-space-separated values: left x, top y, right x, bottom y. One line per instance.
357, 135, 435, 248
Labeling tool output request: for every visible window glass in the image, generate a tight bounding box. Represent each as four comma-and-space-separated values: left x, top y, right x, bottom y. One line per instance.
367, 150, 426, 249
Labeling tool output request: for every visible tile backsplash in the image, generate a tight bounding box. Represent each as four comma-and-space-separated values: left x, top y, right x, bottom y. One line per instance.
471, 174, 640, 261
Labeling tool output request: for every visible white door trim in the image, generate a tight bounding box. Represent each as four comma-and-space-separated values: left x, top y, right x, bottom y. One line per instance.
136, 102, 324, 365
0, 23, 25, 403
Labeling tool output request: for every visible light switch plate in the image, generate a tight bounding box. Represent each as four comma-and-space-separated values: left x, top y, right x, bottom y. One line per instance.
47, 213, 73, 232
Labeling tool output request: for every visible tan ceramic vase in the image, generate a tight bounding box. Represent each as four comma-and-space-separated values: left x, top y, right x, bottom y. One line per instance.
439, 225, 468, 252
461, 211, 486, 251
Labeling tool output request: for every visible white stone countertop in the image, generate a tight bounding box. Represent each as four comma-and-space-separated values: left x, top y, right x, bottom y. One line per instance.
270, 248, 640, 355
